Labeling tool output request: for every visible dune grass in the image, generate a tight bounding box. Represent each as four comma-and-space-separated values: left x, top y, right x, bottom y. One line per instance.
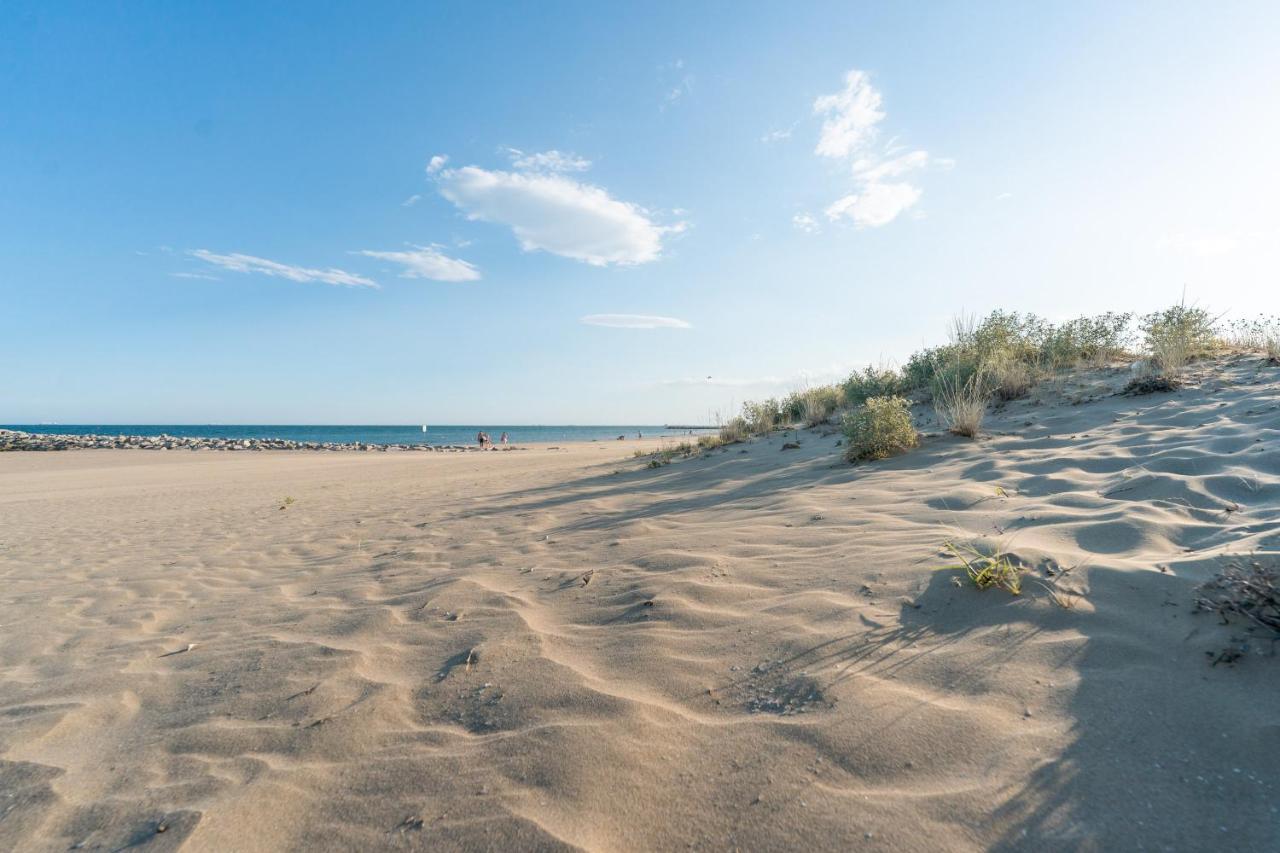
841, 396, 917, 461
943, 540, 1023, 595
721, 301, 1267, 463
934, 368, 990, 438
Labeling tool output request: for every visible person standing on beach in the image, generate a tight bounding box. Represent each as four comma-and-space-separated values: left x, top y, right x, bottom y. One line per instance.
499, 432, 509, 445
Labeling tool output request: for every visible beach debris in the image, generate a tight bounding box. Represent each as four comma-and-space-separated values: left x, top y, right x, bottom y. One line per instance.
159, 643, 197, 657
394, 816, 425, 834
1196, 558, 1279, 633
1122, 375, 1180, 395
781, 442, 801, 450
464, 647, 477, 673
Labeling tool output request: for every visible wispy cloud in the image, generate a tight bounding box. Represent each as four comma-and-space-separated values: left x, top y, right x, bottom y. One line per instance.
660, 59, 694, 109
189, 250, 377, 288
169, 271, 220, 281
813, 70, 941, 228
761, 125, 796, 144
792, 212, 820, 233
504, 148, 591, 173
357, 245, 481, 282
431, 157, 686, 267
581, 314, 691, 329
402, 193, 422, 207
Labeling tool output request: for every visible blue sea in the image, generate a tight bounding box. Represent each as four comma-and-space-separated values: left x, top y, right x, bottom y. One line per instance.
2, 424, 716, 446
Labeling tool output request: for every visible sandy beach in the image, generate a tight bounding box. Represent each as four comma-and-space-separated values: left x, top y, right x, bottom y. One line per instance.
2, 356, 1278, 851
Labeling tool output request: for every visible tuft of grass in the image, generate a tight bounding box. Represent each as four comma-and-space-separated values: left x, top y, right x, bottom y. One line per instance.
696, 434, 726, 451
934, 368, 990, 437
987, 351, 1033, 401
718, 417, 750, 444
279, 496, 295, 510
841, 396, 917, 461
943, 541, 1023, 595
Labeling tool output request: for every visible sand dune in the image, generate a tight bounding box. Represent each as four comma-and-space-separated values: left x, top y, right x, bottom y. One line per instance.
2, 356, 1278, 851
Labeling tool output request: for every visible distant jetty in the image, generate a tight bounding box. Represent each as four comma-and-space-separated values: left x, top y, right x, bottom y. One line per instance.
663, 425, 719, 430
0, 429, 525, 453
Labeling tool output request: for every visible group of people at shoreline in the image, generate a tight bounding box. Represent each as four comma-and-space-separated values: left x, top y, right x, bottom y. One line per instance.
475, 431, 509, 448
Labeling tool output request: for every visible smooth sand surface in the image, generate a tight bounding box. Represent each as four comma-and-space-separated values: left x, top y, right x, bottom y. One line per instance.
2, 357, 1279, 851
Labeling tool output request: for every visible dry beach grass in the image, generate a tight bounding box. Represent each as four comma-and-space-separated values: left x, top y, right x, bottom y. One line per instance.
1, 352, 1279, 850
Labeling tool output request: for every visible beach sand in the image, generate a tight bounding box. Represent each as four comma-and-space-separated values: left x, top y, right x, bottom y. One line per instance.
2, 355, 1278, 851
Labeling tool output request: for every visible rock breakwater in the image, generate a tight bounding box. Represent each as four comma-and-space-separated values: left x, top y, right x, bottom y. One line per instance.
0, 429, 518, 453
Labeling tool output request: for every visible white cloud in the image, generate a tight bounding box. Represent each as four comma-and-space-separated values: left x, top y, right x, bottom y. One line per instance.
581, 314, 691, 329
506, 148, 591, 173
402, 194, 422, 207
426, 155, 448, 175
761, 126, 795, 143
854, 150, 930, 182
190, 250, 377, 288
792, 212, 821, 233
357, 245, 480, 282
995, 192, 1014, 201
169, 271, 220, 281
825, 182, 922, 229
814, 70, 885, 160
433, 163, 685, 266
811, 70, 939, 228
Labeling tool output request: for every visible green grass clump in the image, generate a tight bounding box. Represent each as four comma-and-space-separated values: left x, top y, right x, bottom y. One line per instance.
784, 385, 844, 427
944, 541, 1023, 595
842, 396, 917, 461
718, 417, 750, 443
842, 365, 903, 407
1140, 302, 1219, 377
696, 434, 726, 450
741, 398, 783, 435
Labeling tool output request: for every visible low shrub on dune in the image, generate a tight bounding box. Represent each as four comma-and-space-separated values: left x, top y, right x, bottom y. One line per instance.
842, 396, 918, 461
1140, 302, 1219, 377
842, 365, 903, 407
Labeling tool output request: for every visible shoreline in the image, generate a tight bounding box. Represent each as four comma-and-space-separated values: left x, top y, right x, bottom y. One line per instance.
0, 428, 699, 454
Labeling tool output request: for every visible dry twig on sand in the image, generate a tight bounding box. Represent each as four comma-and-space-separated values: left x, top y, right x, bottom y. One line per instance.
1196, 559, 1280, 633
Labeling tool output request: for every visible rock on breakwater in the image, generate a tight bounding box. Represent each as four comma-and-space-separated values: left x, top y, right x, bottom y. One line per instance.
0, 429, 520, 453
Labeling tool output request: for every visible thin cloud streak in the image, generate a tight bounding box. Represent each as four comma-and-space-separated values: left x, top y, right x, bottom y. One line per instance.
357, 245, 481, 282
581, 314, 691, 329
189, 250, 377, 288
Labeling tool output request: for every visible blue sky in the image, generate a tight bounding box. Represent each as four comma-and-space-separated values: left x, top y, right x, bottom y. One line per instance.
4, 1, 1279, 424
